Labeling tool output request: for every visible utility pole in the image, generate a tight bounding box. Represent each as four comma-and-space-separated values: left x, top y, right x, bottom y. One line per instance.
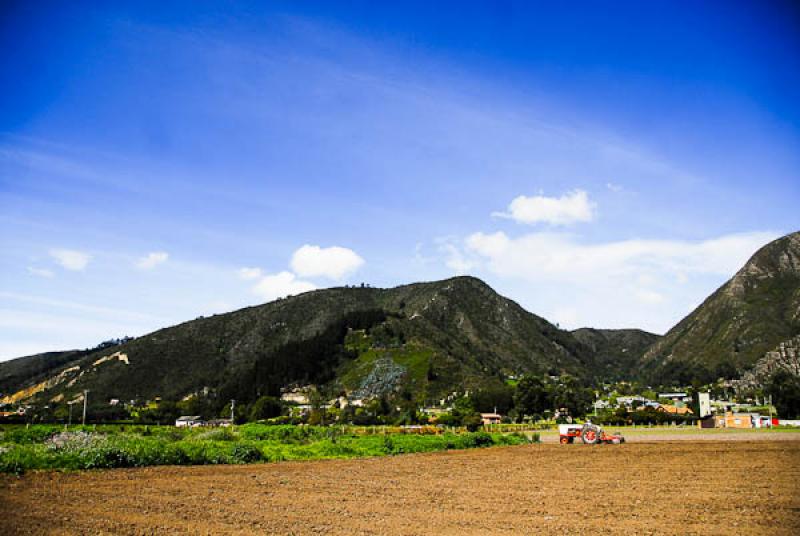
768, 394, 774, 426
230, 399, 235, 423
82, 390, 89, 425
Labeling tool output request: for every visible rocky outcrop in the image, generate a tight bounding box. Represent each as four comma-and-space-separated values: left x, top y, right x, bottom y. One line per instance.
735, 336, 800, 391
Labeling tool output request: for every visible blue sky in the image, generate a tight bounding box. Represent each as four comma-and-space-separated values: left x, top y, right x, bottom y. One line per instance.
1, 1, 798, 359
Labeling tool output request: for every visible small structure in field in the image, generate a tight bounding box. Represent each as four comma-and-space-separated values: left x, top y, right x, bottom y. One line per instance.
175, 415, 205, 427
480, 413, 502, 425
699, 411, 771, 429
207, 419, 233, 427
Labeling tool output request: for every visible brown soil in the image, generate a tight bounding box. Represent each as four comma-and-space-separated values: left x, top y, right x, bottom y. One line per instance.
2, 441, 799, 535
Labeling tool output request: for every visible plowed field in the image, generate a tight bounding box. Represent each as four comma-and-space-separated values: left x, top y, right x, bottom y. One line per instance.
2, 440, 799, 535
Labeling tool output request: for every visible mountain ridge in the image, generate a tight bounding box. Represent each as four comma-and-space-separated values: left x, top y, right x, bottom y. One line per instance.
641, 231, 800, 384
0, 276, 597, 409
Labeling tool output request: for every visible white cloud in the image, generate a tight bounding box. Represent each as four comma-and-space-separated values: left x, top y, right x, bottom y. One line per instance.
464, 230, 777, 281
238, 267, 263, 280
456, 230, 778, 332
465, 232, 511, 258
440, 243, 473, 275
493, 190, 596, 226
290, 245, 364, 280
49, 249, 91, 271
252, 271, 317, 301
606, 182, 623, 192
634, 288, 665, 305
27, 267, 54, 278
136, 251, 169, 270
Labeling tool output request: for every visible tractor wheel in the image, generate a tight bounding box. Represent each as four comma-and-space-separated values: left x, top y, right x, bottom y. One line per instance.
581, 424, 601, 445
560, 436, 569, 444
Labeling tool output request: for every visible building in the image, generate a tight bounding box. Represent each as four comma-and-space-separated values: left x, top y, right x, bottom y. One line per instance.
699, 411, 766, 429
175, 415, 205, 427
724, 412, 755, 428
207, 419, 233, 427
480, 413, 502, 425
593, 399, 610, 411
280, 388, 311, 405
616, 396, 649, 408
658, 392, 691, 404
657, 404, 693, 416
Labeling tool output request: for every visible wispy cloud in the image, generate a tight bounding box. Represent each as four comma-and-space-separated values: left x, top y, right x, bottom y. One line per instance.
136, 251, 169, 270
0, 291, 170, 324
464, 230, 777, 281
439, 242, 473, 275
237, 267, 263, 280
448, 229, 779, 332
27, 267, 54, 278
49, 249, 91, 271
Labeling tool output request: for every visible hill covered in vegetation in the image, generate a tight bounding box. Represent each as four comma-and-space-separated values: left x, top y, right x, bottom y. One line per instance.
641, 231, 800, 385
571, 328, 659, 381
0, 277, 598, 415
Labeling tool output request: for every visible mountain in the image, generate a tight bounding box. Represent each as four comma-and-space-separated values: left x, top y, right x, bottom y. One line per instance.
0, 350, 94, 398
0, 276, 595, 410
571, 328, 659, 381
641, 231, 800, 385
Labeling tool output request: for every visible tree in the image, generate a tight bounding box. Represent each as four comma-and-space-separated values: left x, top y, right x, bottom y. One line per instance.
767, 371, 800, 419
462, 412, 483, 432
514, 376, 550, 418
248, 396, 285, 421
550, 376, 593, 419
470, 383, 514, 414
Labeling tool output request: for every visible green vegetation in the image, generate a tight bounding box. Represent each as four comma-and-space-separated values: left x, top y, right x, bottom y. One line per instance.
0, 424, 532, 475
768, 370, 800, 419
593, 406, 695, 426
570, 328, 659, 381
511, 375, 593, 422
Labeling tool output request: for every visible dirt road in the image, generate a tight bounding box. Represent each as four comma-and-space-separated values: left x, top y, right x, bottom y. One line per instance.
2, 440, 799, 535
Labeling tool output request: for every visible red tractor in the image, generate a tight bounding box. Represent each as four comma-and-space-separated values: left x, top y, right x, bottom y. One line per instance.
559, 423, 625, 444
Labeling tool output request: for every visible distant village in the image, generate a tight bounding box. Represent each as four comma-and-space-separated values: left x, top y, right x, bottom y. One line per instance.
2, 374, 798, 429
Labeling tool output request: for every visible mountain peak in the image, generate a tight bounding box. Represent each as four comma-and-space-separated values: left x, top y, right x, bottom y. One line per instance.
726, 231, 800, 298
642, 230, 800, 384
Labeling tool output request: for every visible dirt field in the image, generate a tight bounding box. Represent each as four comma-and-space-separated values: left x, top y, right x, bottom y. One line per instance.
2, 440, 799, 535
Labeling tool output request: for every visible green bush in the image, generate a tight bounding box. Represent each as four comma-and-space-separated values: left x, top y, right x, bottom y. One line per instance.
231, 442, 263, 463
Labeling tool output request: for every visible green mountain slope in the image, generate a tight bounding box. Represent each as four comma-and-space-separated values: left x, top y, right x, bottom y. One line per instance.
571, 328, 659, 380
641, 231, 800, 384
0, 276, 595, 409
0, 350, 92, 397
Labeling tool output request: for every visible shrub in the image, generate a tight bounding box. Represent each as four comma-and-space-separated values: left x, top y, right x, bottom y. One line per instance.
193, 427, 237, 442
231, 443, 263, 463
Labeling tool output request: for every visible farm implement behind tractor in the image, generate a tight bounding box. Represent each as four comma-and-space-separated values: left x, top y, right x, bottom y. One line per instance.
559, 423, 625, 444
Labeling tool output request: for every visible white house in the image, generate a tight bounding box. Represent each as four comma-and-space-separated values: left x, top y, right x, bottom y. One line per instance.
175, 415, 204, 427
